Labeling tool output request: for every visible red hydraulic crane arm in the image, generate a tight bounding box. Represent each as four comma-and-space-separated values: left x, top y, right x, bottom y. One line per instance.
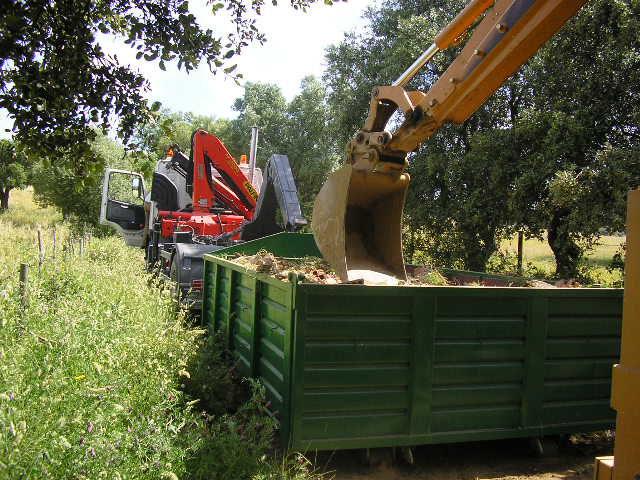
211, 176, 253, 219
190, 129, 259, 215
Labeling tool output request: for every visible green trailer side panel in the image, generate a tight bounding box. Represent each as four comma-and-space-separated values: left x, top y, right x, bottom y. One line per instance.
288, 287, 621, 450
430, 292, 528, 437
542, 296, 620, 427
202, 243, 623, 452
291, 290, 414, 446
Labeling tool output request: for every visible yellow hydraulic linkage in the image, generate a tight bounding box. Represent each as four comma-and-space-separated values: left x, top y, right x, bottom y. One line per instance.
595, 188, 640, 480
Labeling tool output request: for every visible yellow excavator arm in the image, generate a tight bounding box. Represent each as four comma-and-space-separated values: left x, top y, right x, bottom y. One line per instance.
312, 0, 588, 283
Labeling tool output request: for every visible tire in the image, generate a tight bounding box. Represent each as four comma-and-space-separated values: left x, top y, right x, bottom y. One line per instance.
169, 254, 181, 303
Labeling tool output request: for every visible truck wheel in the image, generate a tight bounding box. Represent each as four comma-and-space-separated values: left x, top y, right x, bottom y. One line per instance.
169, 254, 181, 303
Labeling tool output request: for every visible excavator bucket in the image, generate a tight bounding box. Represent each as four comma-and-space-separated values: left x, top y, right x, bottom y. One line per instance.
312, 165, 410, 283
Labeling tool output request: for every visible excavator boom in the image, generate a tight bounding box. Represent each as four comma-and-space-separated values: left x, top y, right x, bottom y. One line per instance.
313, 0, 588, 282
390, 0, 587, 154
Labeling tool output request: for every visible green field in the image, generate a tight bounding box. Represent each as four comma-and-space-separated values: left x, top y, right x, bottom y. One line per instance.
498, 233, 625, 286
502, 233, 625, 268
0, 190, 318, 480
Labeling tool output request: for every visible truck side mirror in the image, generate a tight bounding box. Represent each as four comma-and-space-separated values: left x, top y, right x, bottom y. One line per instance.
132, 177, 143, 198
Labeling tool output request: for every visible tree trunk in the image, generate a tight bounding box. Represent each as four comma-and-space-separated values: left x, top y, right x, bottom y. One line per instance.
0, 188, 10, 211
465, 233, 496, 272
548, 209, 582, 278
405, 225, 416, 264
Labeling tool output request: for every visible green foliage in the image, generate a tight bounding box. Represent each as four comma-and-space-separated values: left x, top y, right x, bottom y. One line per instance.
0, 233, 205, 478
228, 82, 289, 164
228, 79, 338, 210
0, 0, 326, 167
0, 139, 31, 210
182, 332, 241, 416
186, 379, 277, 480
485, 250, 551, 280
0, 192, 322, 479
282, 77, 338, 207
609, 242, 626, 273
414, 268, 449, 286
406, 130, 519, 271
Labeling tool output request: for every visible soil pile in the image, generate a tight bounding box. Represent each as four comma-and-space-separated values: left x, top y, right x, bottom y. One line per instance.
230, 250, 340, 284
229, 250, 556, 287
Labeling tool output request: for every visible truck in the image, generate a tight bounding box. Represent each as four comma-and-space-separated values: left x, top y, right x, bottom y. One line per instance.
100, 128, 306, 309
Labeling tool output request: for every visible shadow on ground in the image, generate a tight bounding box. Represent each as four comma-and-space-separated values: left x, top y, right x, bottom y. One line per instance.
310, 434, 614, 480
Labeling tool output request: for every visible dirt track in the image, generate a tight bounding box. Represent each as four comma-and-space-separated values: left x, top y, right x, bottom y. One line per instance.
312, 435, 613, 480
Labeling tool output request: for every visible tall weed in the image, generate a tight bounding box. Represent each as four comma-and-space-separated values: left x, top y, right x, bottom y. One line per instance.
1, 190, 324, 479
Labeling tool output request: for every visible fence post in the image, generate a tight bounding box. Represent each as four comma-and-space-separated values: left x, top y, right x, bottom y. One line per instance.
52, 227, 57, 260
37, 228, 45, 272
19, 263, 29, 311
517, 231, 524, 275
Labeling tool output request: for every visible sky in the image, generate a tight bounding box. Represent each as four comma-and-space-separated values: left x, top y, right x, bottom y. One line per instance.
0, 0, 374, 138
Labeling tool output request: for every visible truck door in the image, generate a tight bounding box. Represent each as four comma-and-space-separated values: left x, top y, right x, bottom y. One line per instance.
100, 168, 147, 247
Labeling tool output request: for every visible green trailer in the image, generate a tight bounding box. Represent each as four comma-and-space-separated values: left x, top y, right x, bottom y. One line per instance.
202, 233, 623, 451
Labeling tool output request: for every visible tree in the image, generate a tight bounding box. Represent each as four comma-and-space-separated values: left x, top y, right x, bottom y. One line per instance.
405, 127, 521, 270
228, 78, 337, 210
0, 0, 326, 164
31, 133, 141, 230
227, 82, 288, 164
0, 139, 31, 210
282, 76, 337, 207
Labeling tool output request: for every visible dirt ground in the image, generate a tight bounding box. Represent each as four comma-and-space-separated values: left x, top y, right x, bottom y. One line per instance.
311, 435, 613, 480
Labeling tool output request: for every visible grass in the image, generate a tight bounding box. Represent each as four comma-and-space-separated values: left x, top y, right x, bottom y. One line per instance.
0, 190, 322, 480
2, 187, 62, 228
497, 233, 625, 286
0, 224, 204, 477
501, 233, 625, 269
